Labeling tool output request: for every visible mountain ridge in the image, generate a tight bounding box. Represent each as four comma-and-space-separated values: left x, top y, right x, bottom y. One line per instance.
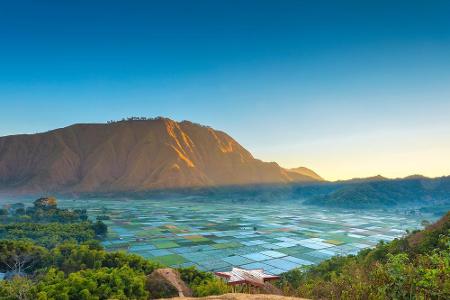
0, 118, 321, 195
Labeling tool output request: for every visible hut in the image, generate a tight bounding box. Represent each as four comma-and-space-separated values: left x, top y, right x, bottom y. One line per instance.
215, 267, 280, 293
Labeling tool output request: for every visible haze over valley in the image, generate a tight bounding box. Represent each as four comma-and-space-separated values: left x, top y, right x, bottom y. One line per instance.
0, 118, 448, 217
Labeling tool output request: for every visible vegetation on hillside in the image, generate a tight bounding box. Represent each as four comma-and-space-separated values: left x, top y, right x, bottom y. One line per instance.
1, 197, 449, 299
0, 198, 229, 300
0, 198, 106, 248
1, 197, 88, 223
277, 211, 450, 299
304, 177, 450, 209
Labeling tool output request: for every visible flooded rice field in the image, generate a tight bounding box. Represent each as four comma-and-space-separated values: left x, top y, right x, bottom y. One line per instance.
56, 197, 431, 275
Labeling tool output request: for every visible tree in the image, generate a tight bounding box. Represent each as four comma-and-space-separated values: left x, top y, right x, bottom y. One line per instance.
0, 240, 48, 274
0, 222, 96, 248
51, 242, 105, 274
11, 203, 25, 210
102, 252, 160, 274
191, 278, 230, 297
92, 221, 107, 236
0, 276, 35, 300
421, 219, 431, 227
15, 208, 26, 215
37, 266, 148, 300
34, 197, 57, 210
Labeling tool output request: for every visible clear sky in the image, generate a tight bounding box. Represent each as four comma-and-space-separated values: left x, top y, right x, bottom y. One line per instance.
1, 0, 450, 180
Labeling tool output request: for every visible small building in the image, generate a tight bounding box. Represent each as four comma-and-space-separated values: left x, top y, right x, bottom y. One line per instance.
215, 267, 280, 292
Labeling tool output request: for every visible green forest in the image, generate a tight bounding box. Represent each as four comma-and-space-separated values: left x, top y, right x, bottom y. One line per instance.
0, 198, 228, 299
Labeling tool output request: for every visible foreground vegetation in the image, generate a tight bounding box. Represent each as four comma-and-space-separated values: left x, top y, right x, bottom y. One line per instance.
278, 212, 450, 299
0, 198, 228, 299
0, 197, 448, 299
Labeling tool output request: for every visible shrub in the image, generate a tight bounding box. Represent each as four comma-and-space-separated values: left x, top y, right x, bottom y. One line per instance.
191, 277, 230, 297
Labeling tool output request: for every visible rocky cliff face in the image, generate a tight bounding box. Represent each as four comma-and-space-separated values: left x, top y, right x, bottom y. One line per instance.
0, 118, 321, 194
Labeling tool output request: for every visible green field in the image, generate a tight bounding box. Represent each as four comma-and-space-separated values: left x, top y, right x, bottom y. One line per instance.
56, 197, 432, 275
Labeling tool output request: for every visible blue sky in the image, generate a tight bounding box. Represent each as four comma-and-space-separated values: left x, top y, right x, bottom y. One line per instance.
1, 0, 450, 180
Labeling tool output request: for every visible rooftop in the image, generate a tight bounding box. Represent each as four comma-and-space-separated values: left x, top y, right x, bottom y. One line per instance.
215, 268, 279, 287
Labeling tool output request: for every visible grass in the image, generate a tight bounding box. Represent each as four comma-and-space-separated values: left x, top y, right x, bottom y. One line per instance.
153, 241, 180, 249
278, 246, 311, 255
151, 254, 187, 266
325, 239, 345, 245
212, 242, 241, 249
184, 235, 211, 242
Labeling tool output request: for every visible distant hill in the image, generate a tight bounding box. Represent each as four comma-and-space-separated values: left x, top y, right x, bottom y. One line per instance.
0, 118, 321, 195
289, 167, 323, 181
403, 174, 429, 180
304, 176, 450, 209
336, 174, 388, 184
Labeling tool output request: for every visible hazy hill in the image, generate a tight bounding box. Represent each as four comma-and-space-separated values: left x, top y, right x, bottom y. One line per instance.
289, 167, 323, 181
0, 118, 321, 195
304, 176, 450, 209
336, 174, 388, 184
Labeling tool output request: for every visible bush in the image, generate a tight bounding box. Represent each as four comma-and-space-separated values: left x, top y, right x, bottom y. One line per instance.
0, 276, 35, 300
191, 277, 230, 297
179, 266, 213, 285
278, 214, 450, 300
92, 221, 108, 236
37, 266, 148, 300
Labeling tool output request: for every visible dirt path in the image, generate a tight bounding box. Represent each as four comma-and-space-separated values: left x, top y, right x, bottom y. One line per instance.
152, 268, 192, 297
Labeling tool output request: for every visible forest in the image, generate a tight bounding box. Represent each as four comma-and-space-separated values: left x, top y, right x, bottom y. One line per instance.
0, 198, 228, 299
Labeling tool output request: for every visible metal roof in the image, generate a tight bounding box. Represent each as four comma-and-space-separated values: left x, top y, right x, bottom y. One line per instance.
215, 267, 280, 287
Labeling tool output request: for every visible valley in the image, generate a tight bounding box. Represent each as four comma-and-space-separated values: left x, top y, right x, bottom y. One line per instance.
49, 197, 434, 274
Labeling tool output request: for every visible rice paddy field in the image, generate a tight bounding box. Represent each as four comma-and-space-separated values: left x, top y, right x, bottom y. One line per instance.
58, 198, 432, 275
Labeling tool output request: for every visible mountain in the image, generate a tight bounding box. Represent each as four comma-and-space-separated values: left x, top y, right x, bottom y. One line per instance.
0, 118, 321, 195
289, 167, 323, 181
